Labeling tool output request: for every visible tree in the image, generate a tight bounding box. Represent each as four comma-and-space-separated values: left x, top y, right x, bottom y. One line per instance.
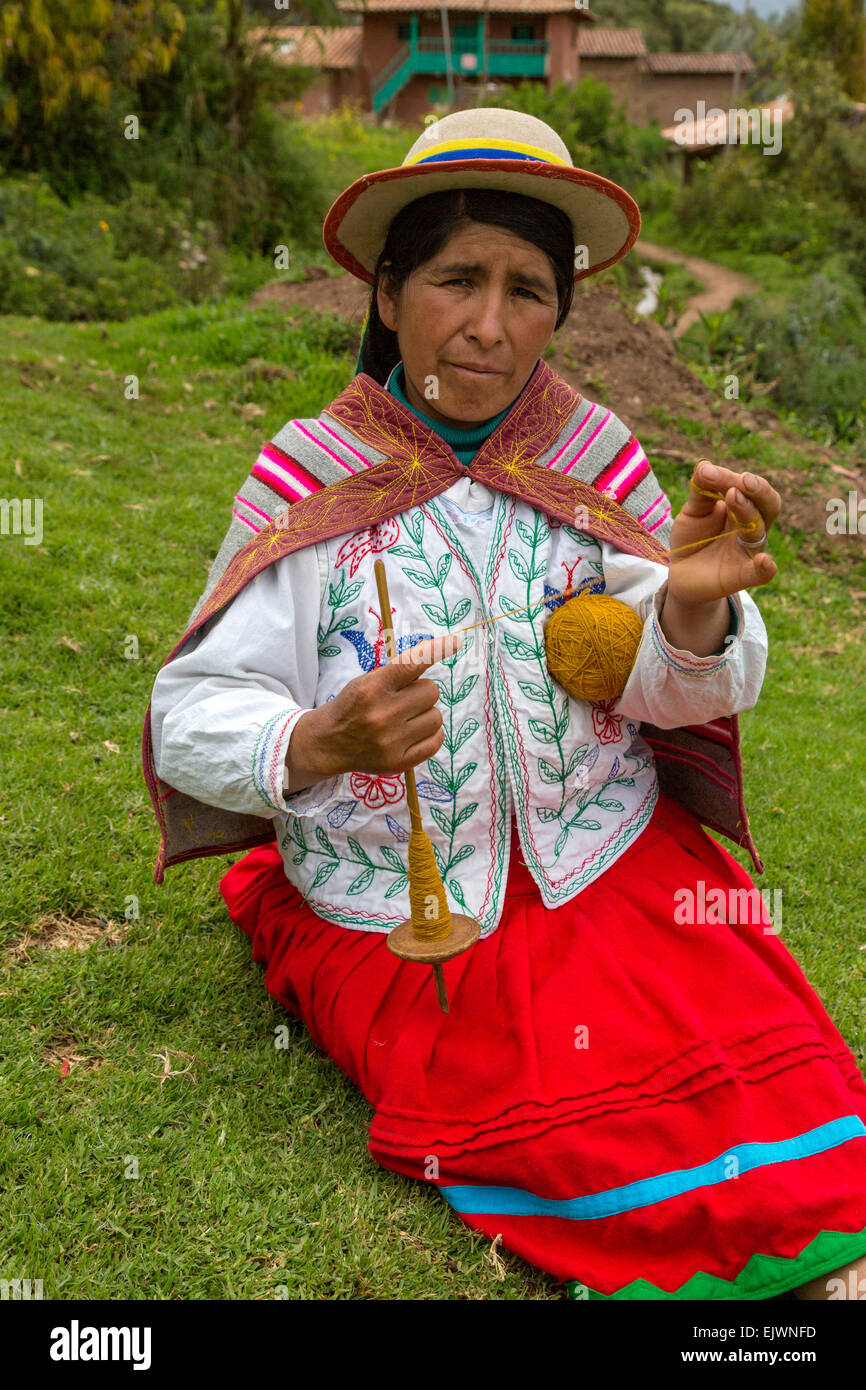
793, 0, 866, 99
0, 1, 185, 132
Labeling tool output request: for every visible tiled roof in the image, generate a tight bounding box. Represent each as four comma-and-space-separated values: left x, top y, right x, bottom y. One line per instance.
250, 25, 363, 69
641, 52, 755, 75
338, 0, 598, 13
579, 27, 647, 58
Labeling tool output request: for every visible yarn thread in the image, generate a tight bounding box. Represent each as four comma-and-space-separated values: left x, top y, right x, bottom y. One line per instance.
373, 557, 451, 943
447, 473, 768, 701
545, 593, 644, 701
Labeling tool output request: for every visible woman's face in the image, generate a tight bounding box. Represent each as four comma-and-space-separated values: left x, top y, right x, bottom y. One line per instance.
377, 220, 561, 429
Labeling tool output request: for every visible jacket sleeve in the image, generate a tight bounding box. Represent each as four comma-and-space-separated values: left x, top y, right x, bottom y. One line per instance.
149, 543, 349, 819
599, 539, 769, 730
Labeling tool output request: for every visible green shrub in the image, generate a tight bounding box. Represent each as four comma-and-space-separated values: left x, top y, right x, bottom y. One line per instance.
687, 259, 866, 435
476, 78, 668, 188
0, 175, 228, 319
672, 147, 839, 264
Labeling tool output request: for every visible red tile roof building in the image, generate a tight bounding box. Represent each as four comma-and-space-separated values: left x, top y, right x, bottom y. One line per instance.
258, 13, 756, 131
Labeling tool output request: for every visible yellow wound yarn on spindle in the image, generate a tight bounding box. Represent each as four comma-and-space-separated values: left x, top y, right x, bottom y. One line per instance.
408, 827, 451, 941
544, 594, 644, 702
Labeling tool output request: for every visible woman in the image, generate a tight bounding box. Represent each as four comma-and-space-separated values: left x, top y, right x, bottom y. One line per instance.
144, 109, 866, 1299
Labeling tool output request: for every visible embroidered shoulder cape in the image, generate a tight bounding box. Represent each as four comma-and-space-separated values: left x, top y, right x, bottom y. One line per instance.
141, 358, 763, 885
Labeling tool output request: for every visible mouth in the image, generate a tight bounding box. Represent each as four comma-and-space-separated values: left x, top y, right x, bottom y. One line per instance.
446, 362, 504, 379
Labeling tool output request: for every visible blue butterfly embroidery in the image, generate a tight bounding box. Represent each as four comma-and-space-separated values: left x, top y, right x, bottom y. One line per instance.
341, 629, 435, 672
542, 575, 606, 612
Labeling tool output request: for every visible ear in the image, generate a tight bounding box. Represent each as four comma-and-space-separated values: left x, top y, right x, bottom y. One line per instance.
376, 263, 398, 332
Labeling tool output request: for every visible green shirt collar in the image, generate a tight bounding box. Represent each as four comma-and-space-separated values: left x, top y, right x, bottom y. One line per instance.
384, 361, 515, 465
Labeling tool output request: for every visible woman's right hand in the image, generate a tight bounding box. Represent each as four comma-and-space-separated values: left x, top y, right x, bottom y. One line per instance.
285, 634, 462, 788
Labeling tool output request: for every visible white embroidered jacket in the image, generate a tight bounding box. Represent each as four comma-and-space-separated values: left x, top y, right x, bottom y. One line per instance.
149, 467, 768, 936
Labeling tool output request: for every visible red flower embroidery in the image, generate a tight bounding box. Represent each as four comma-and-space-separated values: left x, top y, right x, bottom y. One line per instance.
335, 518, 400, 578
349, 773, 405, 809
591, 699, 624, 745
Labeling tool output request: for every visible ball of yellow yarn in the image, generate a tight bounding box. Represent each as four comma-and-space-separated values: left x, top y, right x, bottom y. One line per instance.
544, 594, 644, 702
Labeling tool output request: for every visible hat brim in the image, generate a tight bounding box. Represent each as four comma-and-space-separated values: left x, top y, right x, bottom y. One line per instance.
322, 159, 641, 285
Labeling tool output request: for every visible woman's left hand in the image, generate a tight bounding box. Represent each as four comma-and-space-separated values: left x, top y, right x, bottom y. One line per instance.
667, 460, 781, 607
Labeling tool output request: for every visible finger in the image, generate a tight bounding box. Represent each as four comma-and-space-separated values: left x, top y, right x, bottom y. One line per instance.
400, 705, 444, 748
398, 677, 444, 717
403, 724, 447, 768
739, 471, 782, 529
734, 549, 778, 589
685, 460, 729, 517
384, 633, 462, 687
724, 484, 766, 543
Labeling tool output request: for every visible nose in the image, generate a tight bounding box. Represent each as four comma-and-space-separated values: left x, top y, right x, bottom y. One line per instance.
463, 285, 507, 348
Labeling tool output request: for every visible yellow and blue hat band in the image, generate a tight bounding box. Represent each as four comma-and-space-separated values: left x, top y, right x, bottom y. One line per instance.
404, 138, 569, 168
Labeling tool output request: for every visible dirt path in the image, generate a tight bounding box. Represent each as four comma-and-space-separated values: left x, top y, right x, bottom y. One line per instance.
636, 238, 760, 338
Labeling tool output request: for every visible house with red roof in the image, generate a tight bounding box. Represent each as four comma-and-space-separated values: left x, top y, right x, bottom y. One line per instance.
578, 27, 756, 126
257, 13, 755, 132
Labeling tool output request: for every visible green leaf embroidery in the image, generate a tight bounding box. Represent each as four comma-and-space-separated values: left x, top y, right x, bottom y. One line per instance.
421, 602, 448, 626
407, 512, 425, 546
347, 867, 375, 895
518, 680, 551, 704
346, 836, 373, 866
451, 844, 475, 866
508, 551, 530, 582
454, 801, 478, 828
452, 717, 479, 751
426, 757, 451, 788
384, 874, 409, 899
453, 674, 478, 703
503, 632, 535, 661
453, 762, 477, 792
310, 859, 339, 890
565, 745, 589, 775
572, 818, 602, 831
315, 826, 338, 858
528, 718, 557, 744
430, 805, 452, 835
436, 554, 452, 585
555, 695, 570, 737
380, 845, 406, 873
450, 597, 472, 625
597, 798, 625, 812
538, 758, 563, 784
318, 645, 341, 659
404, 568, 438, 590
448, 878, 467, 909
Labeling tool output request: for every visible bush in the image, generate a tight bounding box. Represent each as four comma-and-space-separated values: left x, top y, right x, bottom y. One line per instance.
477, 78, 669, 189
0, 176, 228, 320
692, 259, 866, 433
672, 146, 840, 264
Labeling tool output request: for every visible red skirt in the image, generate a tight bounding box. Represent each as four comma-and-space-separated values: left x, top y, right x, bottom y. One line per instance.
220, 791, 866, 1299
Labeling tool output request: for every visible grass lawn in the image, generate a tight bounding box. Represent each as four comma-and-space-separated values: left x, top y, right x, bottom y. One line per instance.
1, 297, 864, 1299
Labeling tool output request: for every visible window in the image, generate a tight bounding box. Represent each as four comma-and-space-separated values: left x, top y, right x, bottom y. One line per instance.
397, 20, 411, 39
511, 23, 536, 40
452, 21, 477, 51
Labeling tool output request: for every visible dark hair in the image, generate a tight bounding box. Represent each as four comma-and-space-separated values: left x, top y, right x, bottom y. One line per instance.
360, 187, 575, 383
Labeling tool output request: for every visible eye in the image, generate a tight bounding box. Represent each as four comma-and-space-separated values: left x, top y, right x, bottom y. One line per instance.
514, 286, 540, 299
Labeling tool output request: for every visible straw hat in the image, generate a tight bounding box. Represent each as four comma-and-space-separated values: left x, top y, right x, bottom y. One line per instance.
322, 106, 640, 285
